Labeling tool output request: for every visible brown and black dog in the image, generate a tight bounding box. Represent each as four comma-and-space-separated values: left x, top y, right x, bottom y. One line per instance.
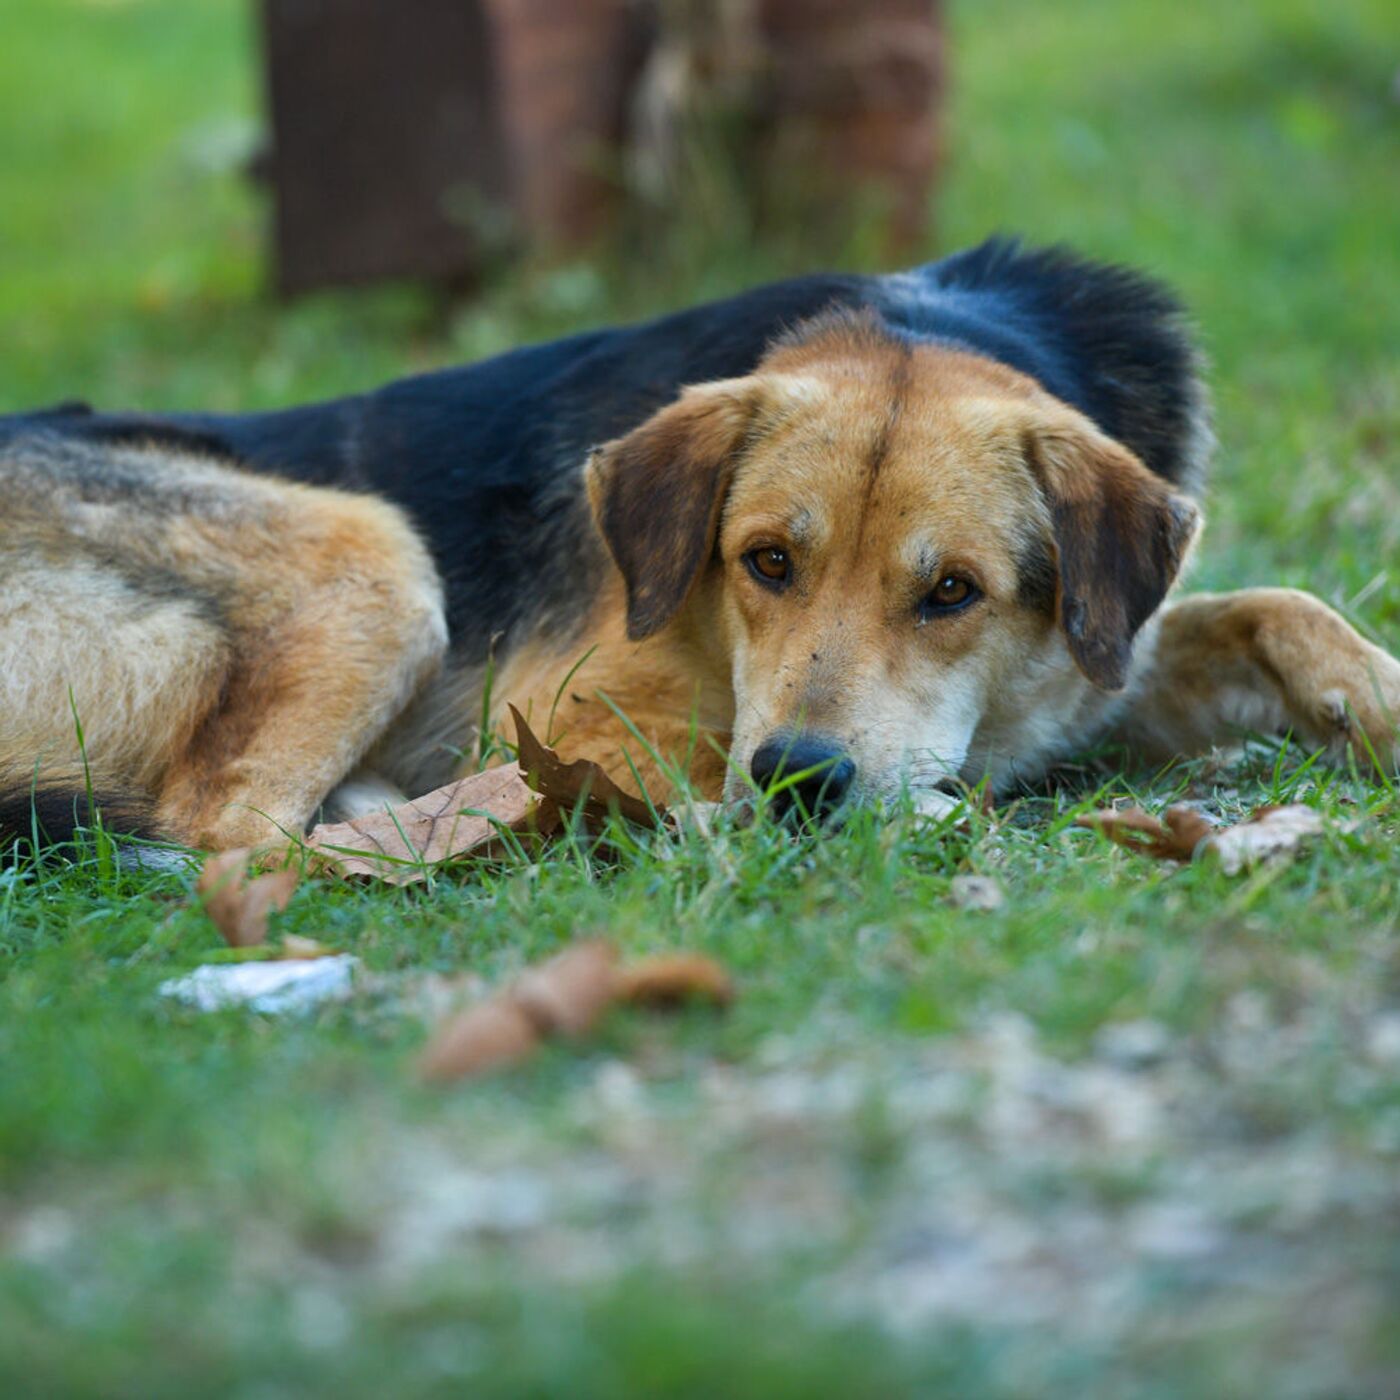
2, 240, 1397, 849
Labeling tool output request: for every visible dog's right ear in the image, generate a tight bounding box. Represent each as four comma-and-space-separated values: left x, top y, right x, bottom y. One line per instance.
585, 378, 761, 640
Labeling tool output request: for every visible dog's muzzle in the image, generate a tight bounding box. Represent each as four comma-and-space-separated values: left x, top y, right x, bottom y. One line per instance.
749, 733, 856, 821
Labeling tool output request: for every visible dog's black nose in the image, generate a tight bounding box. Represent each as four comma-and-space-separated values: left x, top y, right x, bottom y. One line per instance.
749, 734, 856, 820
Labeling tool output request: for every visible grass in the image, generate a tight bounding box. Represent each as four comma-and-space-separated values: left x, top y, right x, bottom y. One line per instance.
2, 0, 1399, 1394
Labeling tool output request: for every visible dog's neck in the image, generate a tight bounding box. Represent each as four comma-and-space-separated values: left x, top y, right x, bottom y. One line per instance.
489, 573, 735, 802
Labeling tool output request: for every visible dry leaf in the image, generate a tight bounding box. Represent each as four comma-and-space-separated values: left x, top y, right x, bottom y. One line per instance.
614, 953, 735, 1009
305, 762, 553, 884
418, 998, 542, 1081
196, 849, 299, 947
419, 939, 735, 1083
303, 708, 654, 885
515, 939, 621, 1036
1203, 804, 1324, 875
1078, 801, 1325, 875
511, 706, 658, 826
1076, 805, 1214, 861
419, 940, 621, 1081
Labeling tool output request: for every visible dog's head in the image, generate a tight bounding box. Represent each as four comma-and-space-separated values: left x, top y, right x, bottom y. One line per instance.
586, 311, 1199, 814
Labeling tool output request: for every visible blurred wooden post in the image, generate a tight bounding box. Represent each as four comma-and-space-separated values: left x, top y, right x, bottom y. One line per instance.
636, 0, 944, 254
759, 0, 944, 250
483, 0, 645, 251
260, 0, 507, 296
257, 0, 944, 294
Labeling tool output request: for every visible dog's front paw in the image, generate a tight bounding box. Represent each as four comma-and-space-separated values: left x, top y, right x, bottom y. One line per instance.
1327, 654, 1400, 773
1294, 650, 1400, 775
1250, 591, 1400, 775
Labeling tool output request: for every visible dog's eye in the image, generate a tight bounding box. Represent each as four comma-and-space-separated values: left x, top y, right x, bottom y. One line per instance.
920, 575, 979, 618
745, 547, 791, 587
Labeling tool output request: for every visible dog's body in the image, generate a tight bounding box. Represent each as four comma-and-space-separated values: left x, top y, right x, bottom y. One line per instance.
3, 240, 1397, 849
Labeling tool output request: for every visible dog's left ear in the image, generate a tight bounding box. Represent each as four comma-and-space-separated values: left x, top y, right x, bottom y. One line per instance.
585, 377, 760, 639
1026, 407, 1201, 691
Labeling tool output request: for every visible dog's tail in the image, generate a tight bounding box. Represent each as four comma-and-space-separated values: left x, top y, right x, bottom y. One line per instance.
0, 778, 158, 859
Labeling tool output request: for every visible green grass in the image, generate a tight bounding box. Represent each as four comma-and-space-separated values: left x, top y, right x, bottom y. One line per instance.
2, 0, 1399, 1394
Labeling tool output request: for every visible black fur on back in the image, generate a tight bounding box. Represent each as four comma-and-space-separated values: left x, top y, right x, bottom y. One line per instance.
0, 237, 1210, 661
900, 238, 1211, 493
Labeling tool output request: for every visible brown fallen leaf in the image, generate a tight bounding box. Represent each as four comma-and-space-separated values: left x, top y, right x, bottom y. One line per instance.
1076, 804, 1215, 861
614, 953, 735, 1009
418, 940, 736, 1083
511, 706, 658, 827
1203, 803, 1324, 875
304, 762, 555, 884
418, 997, 541, 1082
418, 939, 619, 1082
196, 849, 299, 948
1078, 801, 1327, 874
515, 938, 621, 1036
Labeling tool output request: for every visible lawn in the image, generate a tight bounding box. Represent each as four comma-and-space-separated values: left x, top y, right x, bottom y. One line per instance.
2, 1, 1399, 1395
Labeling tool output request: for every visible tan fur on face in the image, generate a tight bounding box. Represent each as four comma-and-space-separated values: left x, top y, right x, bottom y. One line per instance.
582, 315, 1199, 808
714, 332, 1069, 802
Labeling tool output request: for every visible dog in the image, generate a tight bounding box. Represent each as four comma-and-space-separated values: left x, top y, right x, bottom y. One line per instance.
2, 238, 1398, 851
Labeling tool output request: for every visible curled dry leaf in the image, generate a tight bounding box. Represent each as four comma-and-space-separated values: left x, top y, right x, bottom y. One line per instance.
419, 940, 735, 1083
419, 939, 619, 1082
196, 849, 299, 948
515, 938, 621, 1036
1076, 805, 1215, 861
302, 709, 654, 886
304, 762, 554, 884
511, 706, 658, 827
418, 998, 541, 1082
1078, 801, 1326, 874
614, 952, 735, 1009
1203, 803, 1325, 875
